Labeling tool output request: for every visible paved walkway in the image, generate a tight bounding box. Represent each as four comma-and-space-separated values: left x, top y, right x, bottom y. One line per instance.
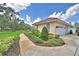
20, 34, 79, 56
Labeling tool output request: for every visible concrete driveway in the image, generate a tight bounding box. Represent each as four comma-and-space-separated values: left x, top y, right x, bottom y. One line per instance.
20, 34, 79, 56
60, 34, 79, 56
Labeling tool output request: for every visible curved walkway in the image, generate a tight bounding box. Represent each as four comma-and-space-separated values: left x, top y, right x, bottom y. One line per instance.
19, 34, 79, 56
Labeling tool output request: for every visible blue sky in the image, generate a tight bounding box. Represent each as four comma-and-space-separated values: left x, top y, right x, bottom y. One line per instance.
19, 3, 79, 23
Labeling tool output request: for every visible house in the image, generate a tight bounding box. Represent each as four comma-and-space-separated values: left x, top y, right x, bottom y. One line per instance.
67, 22, 77, 34
32, 17, 72, 35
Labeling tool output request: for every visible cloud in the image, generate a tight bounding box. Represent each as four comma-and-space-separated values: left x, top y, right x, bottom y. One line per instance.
25, 16, 42, 25
15, 14, 32, 25
71, 22, 75, 26
0, 0, 30, 4
33, 17, 42, 24
55, 12, 62, 17
48, 4, 79, 21
6, 3, 30, 12
65, 4, 79, 19
48, 12, 65, 20
48, 12, 57, 18
0, 0, 32, 25
26, 15, 31, 22
12, 14, 32, 25
25, 15, 42, 25
15, 14, 20, 18
0, 0, 30, 12
25, 15, 32, 25
15, 14, 25, 21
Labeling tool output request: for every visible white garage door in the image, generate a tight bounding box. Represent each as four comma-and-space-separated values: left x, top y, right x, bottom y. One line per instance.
56, 27, 66, 35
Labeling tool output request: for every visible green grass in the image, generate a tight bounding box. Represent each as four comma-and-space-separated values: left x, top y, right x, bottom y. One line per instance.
0, 31, 21, 55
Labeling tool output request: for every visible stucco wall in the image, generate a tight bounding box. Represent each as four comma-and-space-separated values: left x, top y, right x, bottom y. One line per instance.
37, 24, 46, 32
35, 22, 56, 34
49, 22, 56, 34
34, 22, 69, 35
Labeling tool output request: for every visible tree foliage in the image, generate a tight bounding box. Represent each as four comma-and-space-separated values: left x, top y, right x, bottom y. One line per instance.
0, 3, 31, 31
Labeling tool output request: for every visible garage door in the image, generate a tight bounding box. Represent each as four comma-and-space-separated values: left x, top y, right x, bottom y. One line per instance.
56, 27, 66, 35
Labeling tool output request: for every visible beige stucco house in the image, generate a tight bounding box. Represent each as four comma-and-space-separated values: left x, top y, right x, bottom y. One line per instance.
33, 17, 71, 35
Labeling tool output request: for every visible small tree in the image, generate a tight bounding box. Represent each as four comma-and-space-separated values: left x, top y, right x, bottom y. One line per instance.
40, 26, 48, 41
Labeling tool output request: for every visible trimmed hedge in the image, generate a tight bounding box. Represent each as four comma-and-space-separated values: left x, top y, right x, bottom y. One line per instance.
47, 38, 65, 46
25, 28, 40, 37
48, 33, 60, 39
31, 35, 43, 43
40, 26, 48, 41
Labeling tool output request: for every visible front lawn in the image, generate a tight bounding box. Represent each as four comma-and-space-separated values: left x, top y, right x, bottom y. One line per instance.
0, 31, 20, 55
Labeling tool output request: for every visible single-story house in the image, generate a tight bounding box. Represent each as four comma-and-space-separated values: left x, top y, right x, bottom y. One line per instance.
32, 17, 72, 35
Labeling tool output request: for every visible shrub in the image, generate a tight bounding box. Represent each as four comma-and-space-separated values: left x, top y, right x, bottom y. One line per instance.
31, 35, 43, 43
25, 28, 40, 37
40, 26, 48, 41
0, 31, 20, 55
31, 28, 40, 37
0, 44, 10, 54
53, 34, 60, 39
25, 30, 33, 37
48, 33, 54, 39
55, 38, 65, 44
47, 38, 65, 46
48, 33, 60, 39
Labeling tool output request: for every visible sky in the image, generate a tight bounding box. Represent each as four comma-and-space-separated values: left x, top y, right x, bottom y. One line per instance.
19, 3, 75, 20
0, 2, 79, 25
18, 3, 79, 25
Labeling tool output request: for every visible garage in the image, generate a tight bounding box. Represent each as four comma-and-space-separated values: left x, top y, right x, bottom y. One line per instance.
33, 18, 71, 36
56, 26, 66, 35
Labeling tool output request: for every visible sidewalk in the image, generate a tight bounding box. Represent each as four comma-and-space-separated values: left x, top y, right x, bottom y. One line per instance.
20, 34, 79, 56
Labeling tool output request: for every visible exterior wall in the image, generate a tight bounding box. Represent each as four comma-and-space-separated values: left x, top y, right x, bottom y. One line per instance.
68, 27, 76, 34
49, 22, 56, 34
37, 24, 46, 32
34, 22, 69, 35
36, 22, 56, 34
34, 22, 56, 34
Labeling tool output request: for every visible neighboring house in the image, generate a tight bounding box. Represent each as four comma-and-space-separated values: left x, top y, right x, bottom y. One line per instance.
33, 17, 72, 35
68, 26, 76, 34
67, 22, 76, 34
